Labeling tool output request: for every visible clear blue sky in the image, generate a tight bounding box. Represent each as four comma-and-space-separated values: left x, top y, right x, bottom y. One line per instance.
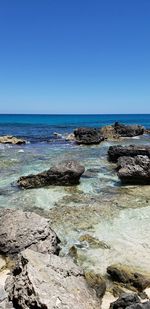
0, 0, 150, 114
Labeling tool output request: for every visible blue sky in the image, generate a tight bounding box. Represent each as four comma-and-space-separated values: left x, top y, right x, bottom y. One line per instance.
0, 0, 150, 114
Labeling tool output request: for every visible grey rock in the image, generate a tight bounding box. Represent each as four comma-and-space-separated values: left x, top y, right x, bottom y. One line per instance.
0, 209, 60, 255
17, 160, 85, 189
109, 293, 141, 308
117, 155, 150, 185
114, 122, 144, 137
74, 127, 104, 145
5, 248, 100, 309
108, 145, 150, 163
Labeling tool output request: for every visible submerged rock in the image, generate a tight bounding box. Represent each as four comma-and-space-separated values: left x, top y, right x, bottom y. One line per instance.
107, 264, 150, 291
84, 271, 106, 298
117, 155, 150, 185
0, 209, 60, 255
79, 234, 110, 249
108, 145, 150, 162
17, 160, 85, 189
5, 248, 100, 309
65, 133, 76, 141
0, 135, 26, 145
74, 127, 104, 145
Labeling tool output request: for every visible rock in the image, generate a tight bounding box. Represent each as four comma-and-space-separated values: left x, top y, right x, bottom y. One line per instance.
79, 234, 110, 249
84, 271, 106, 298
0, 209, 60, 255
74, 127, 104, 145
117, 155, 150, 185
0, 136, 26, 145
99, 123, 144, 141
5, 248, 100, 309
17, 160, 85, 189
107, 264, 150, 291
114, 122, 144, 137
65, 133, 76, 141
108, 145, 150, 162
109, 293, 141, 309
0, 257, 6, 272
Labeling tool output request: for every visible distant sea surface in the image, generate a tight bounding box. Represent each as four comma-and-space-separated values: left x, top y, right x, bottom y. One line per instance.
0, 114, 150, 142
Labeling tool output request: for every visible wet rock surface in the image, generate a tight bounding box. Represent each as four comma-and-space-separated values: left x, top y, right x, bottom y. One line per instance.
0, 208, 60, 255
108, 145, 150, 162
5, 248, 101, 309
107, 264, 150, 291
84, 271, 106, 298
117, 155, 150, 185
74, 127, 104, 144
17, 160, 85, 189
0, 135, 26, 145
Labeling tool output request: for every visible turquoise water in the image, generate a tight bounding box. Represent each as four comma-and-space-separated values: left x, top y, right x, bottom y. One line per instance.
0, 114, 150, 275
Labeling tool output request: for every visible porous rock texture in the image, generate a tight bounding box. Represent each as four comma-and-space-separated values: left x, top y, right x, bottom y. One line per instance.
5, 249, 101, 309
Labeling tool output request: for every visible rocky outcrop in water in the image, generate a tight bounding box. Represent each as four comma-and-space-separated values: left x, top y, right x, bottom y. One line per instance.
0, 135, 26, 145
17, 160, 85, 189
74, 127, 104, 145
110, 293, 150, 309
0, 209, 60, 255
100, 122, 144, 140
117, 155, 150, 185
5, 248, 100, 309
108, 145, 150, 162
107, 264, 150, 291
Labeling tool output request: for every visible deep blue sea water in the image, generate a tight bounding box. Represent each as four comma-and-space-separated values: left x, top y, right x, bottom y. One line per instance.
0, 114, 150, 142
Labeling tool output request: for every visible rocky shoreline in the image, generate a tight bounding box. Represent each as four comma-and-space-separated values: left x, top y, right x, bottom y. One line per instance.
0, 122, 150, 308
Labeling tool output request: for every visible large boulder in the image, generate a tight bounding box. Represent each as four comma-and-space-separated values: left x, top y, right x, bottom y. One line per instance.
74, 127, 104, 145
117, 155, 150, 185
99, 123, 144, 140
0, 135, 26, 145
114, 122, 144, 137
107, 264, 150, 291
17, 160, 85, 189
109, 293, 150, 309
108, 145, 150, 162
5, 249, 100, 309
0, 209, 60, 256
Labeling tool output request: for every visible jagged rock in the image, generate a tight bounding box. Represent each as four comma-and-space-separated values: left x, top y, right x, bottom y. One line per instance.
117, 155, 150, 184
99, 123, 144, 141
17, 160, 85, 189
109, 293, 141, 309
5, 249, 101, 309
107, 264, 150, 291
74, 127, 104, 145
0, 136, 26, 145
108, 145, 150, 162
84, 271, 106, 298
0, 209, 60, 256
114, 122, 144, 137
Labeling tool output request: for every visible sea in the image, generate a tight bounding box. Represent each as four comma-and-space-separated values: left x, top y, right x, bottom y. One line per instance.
0, 114, 150, 275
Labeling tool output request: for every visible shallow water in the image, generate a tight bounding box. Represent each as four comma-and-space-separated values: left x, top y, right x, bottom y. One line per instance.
0, 133, 150, 276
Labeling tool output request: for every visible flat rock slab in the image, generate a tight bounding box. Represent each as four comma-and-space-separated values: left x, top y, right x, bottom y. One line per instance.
108, 145, 150, 162
17, 160, 85, 189
117, 155, 150, 185
74, 127, 104, 145
6, 249, 100, 309
0, 209, 60, 255
0, 136, 26, 145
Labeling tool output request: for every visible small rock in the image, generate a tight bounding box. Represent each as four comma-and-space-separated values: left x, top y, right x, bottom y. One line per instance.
108, 145, 150, 163
79, 234, 110, 249
84, 271, 106, 298
0, 136, 26, 145
74, 127, 104, 145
